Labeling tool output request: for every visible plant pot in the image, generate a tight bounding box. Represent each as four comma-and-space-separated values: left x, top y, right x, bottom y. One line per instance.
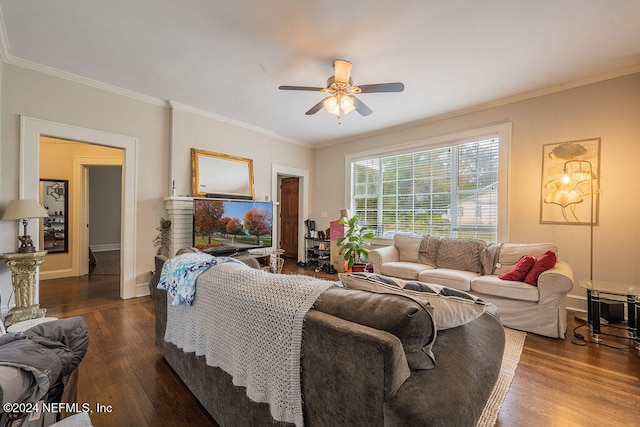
351, 263, 367, 272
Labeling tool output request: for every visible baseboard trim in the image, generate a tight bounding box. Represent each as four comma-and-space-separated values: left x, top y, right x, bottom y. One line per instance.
40, 269, 74, 281
567, 294, 587, 313
136, 282, 151, 298
90, 244, 121, 252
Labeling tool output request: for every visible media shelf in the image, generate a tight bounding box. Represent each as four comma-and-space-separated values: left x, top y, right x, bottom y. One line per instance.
304, 236, 331, 269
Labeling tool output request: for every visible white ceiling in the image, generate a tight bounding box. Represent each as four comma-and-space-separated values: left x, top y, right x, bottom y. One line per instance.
1, 1, 640, 146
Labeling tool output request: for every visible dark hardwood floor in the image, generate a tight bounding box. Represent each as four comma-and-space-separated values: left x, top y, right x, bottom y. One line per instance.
39, 253, 640, 426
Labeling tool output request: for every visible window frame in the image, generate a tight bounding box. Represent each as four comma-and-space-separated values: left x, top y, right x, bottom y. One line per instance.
344, 123, 511, 244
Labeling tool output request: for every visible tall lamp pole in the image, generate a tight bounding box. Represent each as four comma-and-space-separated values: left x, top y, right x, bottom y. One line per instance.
563, 160, 595, 328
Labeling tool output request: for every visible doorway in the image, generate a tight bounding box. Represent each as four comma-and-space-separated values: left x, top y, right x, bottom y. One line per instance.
39, 137, 124, 280
279, 177, 299, 258
21, 117, 138, 299
87, 165, 123, 276
271, 164, 309, 262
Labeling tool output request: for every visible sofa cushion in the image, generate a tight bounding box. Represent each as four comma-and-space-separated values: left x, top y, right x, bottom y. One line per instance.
417, 235, 440, 266
523, 250, 557, 286
418, 268, 477, 292
339, 273, 489, 331
471, 275, 540, 302
493, 243, 557, 275
435, 238, 486, 273
499, 255, 536, 282
393, 234, 423, 263
379, 262, 432, 280
313, 286, 436, 370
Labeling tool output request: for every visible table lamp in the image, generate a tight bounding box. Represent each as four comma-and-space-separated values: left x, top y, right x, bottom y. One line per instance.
2, 199, 50, 253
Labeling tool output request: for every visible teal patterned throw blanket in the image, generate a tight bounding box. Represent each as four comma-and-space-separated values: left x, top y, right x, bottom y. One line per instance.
157, 252, 242, 305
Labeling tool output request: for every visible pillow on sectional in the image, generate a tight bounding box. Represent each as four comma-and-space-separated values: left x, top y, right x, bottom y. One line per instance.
499, 255, 536, 282
313, 286, 437, 370
524, 250, 557, 286
339, 272, 489, 331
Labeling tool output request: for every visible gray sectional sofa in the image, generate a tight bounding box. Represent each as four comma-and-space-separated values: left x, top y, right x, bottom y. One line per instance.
152, 254, 506, 426
368, 234, 574, 338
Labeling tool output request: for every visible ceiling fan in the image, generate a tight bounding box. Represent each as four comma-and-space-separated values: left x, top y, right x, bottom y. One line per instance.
279, 59, 404, 119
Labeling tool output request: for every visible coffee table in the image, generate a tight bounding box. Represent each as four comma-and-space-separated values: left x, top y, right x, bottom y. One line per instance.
579, 279, 640, 349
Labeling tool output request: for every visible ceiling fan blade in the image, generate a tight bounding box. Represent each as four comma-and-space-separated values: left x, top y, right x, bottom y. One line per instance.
358, 82, 405, 93
279, 85, 325, 91
352, 96, 373, 116
334, 59, 352, 84
305, 98, 328, 115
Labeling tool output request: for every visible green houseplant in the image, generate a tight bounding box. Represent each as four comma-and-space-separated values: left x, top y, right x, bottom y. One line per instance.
153, 217, 172, 257
337, 215, 375, 272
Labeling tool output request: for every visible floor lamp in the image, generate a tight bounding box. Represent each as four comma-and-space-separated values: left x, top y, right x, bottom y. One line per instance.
560, 160, 596, 325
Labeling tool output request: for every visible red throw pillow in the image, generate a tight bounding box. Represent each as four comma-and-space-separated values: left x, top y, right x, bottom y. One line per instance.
498, 255, 536, 281
524, 250, 557, 286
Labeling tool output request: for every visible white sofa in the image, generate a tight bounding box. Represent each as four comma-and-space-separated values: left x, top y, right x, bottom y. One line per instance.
368, 234, 574, 338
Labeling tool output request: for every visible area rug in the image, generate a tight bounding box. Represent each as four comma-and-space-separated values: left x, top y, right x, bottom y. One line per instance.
476, 327, 527, 427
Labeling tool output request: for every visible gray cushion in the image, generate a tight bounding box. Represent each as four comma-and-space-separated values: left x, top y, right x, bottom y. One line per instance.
313, 286, 437, 370
340, 272, 489, 331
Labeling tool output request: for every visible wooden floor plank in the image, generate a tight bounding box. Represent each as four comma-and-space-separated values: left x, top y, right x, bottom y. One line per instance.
38, 252, 639, 426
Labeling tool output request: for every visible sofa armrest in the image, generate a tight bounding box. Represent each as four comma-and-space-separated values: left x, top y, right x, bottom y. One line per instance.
368, 245, 400, 273
537, 260, 574, 299
301, 309, 410, 426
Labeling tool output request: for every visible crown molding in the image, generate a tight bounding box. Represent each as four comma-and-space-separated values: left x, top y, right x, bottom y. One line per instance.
0, 7, 11, 61
316, 63, 640, 149
7, 55, 167, 107
168, 101, 310, 148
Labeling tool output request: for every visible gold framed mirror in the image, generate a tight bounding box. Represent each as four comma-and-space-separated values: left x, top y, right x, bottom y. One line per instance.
191, 148, 254, 199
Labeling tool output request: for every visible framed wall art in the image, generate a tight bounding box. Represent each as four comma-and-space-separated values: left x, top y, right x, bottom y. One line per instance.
40, 179, 69, 253
539, 138, 600, 225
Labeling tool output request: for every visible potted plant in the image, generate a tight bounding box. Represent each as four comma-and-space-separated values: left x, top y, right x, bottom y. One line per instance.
153, 217, 172, 257
337, 215, 375, 272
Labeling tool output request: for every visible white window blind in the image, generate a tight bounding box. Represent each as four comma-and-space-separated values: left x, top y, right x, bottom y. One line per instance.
351, 137, 500, 241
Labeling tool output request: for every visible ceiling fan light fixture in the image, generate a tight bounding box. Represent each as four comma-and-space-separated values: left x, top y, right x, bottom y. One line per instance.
323, 94, 355, 116
323, 96, 339, 115
340, 95, 355, 114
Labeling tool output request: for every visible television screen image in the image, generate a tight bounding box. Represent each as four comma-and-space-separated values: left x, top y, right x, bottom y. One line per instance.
193, 198, 273, 255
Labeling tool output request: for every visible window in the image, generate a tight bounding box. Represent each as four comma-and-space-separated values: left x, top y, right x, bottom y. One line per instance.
348, 124, 510, 242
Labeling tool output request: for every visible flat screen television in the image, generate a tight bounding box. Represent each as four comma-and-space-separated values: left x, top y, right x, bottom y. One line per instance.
193, 198, 273, 255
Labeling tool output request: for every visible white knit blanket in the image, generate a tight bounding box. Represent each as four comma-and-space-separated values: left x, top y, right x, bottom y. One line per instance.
164, 262, 335, 426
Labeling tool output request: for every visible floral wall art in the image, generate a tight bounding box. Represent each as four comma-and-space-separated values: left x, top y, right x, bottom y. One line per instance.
540, 138, 600, 225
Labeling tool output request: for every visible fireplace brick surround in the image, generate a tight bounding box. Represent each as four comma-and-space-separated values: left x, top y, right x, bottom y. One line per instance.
164, 196, 194, 257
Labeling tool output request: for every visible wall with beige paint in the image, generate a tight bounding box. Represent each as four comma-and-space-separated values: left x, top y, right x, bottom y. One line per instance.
169, 106, 315, 201
0, 63, 315, 307
313, 72, 640, 308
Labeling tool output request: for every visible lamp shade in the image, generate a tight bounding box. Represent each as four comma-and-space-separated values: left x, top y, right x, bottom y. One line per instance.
2, 199, 49, 220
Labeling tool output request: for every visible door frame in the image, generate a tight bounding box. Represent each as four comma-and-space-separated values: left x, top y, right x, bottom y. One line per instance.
20, 116, 138, 299
271, 164, 308, 261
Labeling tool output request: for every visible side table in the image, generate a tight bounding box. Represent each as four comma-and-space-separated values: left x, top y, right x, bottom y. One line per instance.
579, 279, 639, 350
1, 251, 47, 327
